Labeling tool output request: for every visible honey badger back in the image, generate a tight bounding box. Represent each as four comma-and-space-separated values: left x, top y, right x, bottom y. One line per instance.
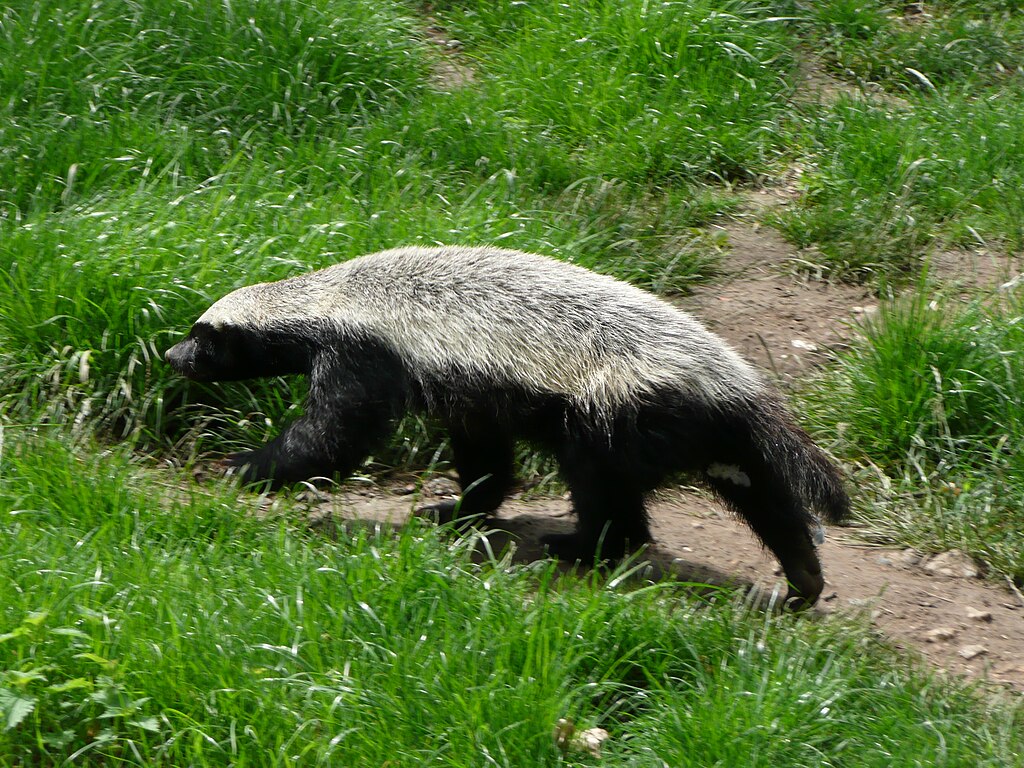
165, 245, 849, 607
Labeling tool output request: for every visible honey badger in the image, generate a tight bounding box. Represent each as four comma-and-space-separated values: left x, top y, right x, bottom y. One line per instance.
165, 245, 849, 607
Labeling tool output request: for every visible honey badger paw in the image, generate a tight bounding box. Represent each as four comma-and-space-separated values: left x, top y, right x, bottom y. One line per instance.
782, 565, 825, 611
217, 450, 278, 487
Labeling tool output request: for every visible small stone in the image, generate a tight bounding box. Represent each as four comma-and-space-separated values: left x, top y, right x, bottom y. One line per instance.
791, 339, 818, 351
573, 728, 611, 759
553, 719, 610, 759
965, 607, 993, 623
958, 645, 988, 660
424, 477, 459, 497
691, 521, 705, 529
896, 548, 924, 567
925, 627, 957, 643
922, 549, 980, 579
852, 304, 879, 315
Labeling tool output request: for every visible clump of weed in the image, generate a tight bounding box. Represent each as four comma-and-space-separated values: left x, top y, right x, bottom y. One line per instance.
807, 288, 1024, 466
432, 0, 798, 184
800, 1, 1024, 91
0, 0, 428, 214
777, 92, 1024, 281
803, 286, 1024, 576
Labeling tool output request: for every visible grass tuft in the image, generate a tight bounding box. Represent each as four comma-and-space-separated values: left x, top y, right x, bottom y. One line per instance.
802, 286, 1024, 577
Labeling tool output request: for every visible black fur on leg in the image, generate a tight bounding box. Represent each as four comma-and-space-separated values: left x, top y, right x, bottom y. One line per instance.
417, 415, 516, 525
685, 395, 843, 608
542, 433, 653, 563
227, 335, 409, 489
703, 473, 824, 609
446, 416, 516, 516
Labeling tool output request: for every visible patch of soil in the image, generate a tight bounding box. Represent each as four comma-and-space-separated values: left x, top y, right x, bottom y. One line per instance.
680, 219, 872, 383
929, 248, 1024, 294
306, 486, 1024, 692
423, 17, 475, 91
792, 48, 910, 108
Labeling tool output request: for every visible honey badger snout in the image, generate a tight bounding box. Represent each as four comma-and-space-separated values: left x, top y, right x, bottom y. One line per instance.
164, 338, 204, 380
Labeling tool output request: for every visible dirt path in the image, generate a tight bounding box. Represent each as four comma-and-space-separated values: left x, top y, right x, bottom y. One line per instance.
679, 218, 872, 383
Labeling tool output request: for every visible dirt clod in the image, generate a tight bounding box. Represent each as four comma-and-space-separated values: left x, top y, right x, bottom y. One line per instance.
926, 627, 957, 643
959, 645, 989, 661
966, 606, 994, 623
923, 550, 981, 579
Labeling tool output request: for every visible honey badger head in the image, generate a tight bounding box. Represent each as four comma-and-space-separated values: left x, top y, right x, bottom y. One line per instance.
165, 281, 326, 382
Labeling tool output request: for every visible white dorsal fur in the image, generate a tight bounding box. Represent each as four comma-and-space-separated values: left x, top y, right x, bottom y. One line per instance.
199, 246, 766, 412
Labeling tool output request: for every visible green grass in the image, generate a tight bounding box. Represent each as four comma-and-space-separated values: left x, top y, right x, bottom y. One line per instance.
431, 0, 797, 184
776, 90, 1024, 279
802, 287, 1024, 578
0, 0, 427, 215
1, 435, 1021, 765
771, 1, 1024, 280
800, 0, 1024, 92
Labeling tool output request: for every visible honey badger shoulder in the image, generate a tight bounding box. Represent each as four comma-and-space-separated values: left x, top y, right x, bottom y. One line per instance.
166, 245, 849, 608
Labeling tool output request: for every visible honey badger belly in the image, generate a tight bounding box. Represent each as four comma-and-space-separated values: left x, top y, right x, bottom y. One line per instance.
166, 245, 849, 608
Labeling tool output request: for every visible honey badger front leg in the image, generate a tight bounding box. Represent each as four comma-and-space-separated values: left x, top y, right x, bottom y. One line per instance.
225, 347, 407, 488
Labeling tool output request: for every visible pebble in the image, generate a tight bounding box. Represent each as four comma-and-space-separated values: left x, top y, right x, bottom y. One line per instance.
925, 627, 957, 643
958, 645, 988, 660
897, 548, 924, 567
922, 549, 980, 579
965, 606, 993, 623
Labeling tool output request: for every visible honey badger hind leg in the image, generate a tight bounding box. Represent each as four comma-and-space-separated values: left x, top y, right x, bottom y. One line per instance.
418, 416, 516, 524
541, 443, 653, 563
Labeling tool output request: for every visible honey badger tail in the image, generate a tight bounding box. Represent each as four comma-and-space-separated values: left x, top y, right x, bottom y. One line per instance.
734, 393, 849, 525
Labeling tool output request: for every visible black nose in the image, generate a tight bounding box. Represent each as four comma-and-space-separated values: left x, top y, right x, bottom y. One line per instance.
164, 340, 192, 375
